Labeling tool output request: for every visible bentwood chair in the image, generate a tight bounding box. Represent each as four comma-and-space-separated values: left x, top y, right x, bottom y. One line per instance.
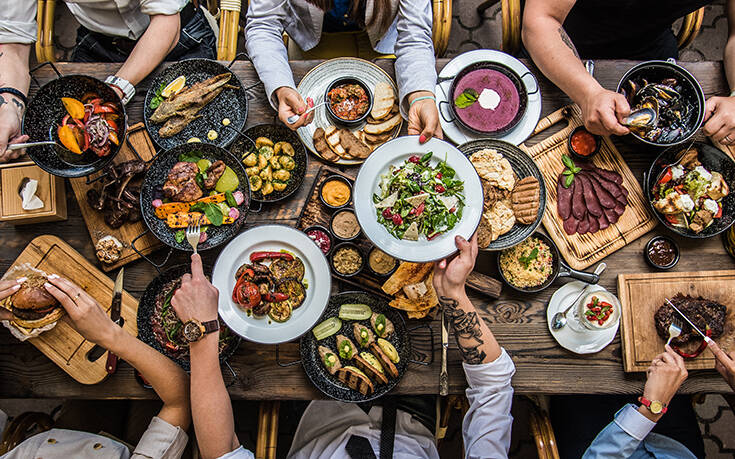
476, 0, 706, 57
0, 411, 54, 454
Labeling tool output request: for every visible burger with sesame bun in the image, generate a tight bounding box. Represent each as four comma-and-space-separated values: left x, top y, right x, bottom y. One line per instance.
1, 266, 64, 329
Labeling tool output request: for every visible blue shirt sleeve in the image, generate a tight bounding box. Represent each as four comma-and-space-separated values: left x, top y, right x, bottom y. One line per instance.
582, 404, 656, 459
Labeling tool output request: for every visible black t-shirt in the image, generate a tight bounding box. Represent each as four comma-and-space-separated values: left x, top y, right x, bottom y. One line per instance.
563, 0, 712, 60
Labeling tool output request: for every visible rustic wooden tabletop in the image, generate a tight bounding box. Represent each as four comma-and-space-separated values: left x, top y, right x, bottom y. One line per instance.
0, 58, 732, 399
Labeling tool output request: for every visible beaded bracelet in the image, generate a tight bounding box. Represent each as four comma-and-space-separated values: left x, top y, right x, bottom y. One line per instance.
409, 95, 436, 108
0, 87, 28, 107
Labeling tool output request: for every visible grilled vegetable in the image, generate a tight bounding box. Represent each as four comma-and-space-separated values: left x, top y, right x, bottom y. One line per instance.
166, 212, 235, 228
313, 317, 342, 341
337, 334, 357, 359
338, 303, 372, 320
377, 338, 399, 363
154, 193, 227, 219
268, 301, 293, 322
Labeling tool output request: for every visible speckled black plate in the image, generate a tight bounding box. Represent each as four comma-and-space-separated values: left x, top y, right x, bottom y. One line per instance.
230, 124, 308, 203
23, 75, 127, 177
300, 291, 410, 403
458, 139, 546, 250
143, 59, 247, 150
646, 142, 735, 238
137, 264, 241, 371
140, 143, 250, 251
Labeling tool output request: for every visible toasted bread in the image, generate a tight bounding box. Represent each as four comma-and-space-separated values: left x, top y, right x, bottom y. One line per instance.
339, 129, 372, 159
324, 125, 349, 159
364, 131, 393, 144
370, 343, 399, 378
476, 217, 494, 248
354, 353, 389, 385
511, 176, 540, 224
336, 366, 374, 395
382, 262, 433, 295
313, 127, 339, 162
364, 113, 401, 136
371, 82, 395, 120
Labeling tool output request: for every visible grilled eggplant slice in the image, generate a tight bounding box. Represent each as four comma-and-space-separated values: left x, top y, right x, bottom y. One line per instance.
275, 278, 306, 309
270, 258, 305, 281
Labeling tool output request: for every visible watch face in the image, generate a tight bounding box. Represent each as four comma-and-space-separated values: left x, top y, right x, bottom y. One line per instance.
650, 401, 663, 414
183, 321, 203, 342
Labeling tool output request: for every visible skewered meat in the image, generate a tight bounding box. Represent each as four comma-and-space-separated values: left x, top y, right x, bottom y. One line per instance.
86, 160, 147, 229
163, 161, 202, 202
204, 160, 226, 189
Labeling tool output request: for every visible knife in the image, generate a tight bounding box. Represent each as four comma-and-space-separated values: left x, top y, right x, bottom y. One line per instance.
87, 269, 124, 364
666, 298, 713, 343
105, 268, 125, 374
439, 307, 449, 396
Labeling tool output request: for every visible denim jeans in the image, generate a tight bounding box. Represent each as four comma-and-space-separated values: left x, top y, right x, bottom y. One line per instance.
70, 7, 216, 63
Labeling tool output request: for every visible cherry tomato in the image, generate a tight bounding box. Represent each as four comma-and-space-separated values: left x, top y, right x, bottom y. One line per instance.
382, 208, 392, 218
659, 168, 673, 184
435, 184, 446, 193
236, 281, 261, 309
715, 204, 723, 218
391, 214, 403, 225
436, 172, 442, 179
415, 202, 425, 216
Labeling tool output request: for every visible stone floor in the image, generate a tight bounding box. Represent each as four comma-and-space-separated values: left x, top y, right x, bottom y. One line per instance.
22, 1, 735, 458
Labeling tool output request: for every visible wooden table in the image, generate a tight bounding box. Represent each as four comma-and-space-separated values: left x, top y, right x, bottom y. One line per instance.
1, 59, 733, 400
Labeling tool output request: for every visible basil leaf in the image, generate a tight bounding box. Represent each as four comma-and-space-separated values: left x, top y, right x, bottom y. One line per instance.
178, 152, 202, 162
189, 202, 206, 213
562, 154, 575, 170
225, 191, 237, 207
454, 88, 479, 109
420, 151, 433, 163
572, 166, 582, 174
204, 203, 224, 226
174, 230, 186, 243
563, 169, 574, 176
563, 173, 575, 188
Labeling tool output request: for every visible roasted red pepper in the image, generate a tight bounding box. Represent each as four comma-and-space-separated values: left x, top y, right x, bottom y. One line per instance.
249, 251, 294, 263
232, 270, 261, 308
262, 292, 289, 302
659, 168, 673, 184
672, 326, 711, 358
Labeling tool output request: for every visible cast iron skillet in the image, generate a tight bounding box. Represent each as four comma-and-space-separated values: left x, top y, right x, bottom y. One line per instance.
645, 142, 735, 239
229, 124, 308, 203
136, 264, 241, 371
458, 139, 546, 251
143, 58, 248, 150
497, 232, 600, 293
443, 61, 533, 136
139, 142, 250, 252
300, 291, 411, 403
23, 74, 127, 178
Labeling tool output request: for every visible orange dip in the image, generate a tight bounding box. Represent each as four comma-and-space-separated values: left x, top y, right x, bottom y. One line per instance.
322, 180, 351, 207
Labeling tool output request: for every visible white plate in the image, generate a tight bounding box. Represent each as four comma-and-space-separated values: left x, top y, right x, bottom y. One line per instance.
353, 136, 484, 262
296, 57, 401, 165
212, 225, 331, 344
435, 49, 542, 146
546, 281, 619, 354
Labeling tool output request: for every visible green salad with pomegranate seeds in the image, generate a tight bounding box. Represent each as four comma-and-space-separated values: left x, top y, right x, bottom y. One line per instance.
373, 152, 465, 240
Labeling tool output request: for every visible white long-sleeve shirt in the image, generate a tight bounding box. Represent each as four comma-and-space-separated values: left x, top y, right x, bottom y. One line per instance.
220, 349, 516, 459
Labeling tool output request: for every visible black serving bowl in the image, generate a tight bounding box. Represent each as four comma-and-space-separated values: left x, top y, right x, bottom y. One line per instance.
330, 208, 361, 242
303, 225, 335, 257
644, 235, 680, 270
567, 126, 601, 161
324, 77, 373, 127
23, 75, 127, 178
367, 246, 399, 278
330, 242, 365, 278
645, 142, 735, 239
318, 174, 353, 210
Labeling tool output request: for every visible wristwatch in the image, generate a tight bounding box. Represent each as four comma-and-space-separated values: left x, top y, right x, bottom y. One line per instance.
638, 396, 668, 415
182, 318, 220, 342
105, 75, 135, 105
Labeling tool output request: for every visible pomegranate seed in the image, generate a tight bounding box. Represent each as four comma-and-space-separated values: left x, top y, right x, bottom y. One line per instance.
408, 155, 420, 163
391, 214, 403, 225
435, 184, 446, 193
436, 172, 442, 179
382, 208, 392, 218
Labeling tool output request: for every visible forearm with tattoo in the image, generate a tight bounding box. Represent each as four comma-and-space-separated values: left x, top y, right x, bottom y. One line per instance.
558, 27, 580, 58
440, 295, 502, 365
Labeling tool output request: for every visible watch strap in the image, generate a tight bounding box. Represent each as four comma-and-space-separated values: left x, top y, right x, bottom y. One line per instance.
0, 87, 28, 107
105, 75, 135, 105
638, 396, 668, 414
202, 319, 220, 334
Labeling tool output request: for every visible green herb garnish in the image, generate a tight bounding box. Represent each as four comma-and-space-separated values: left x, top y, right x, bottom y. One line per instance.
178, 151, 202, 163
174, 230, 186, 243
454, 88, 479, 109
561, 154, 581, 188
149, 82, 166, 110
518, 247, 539, 269
190, 201, 224, 226
225, 190, 237, 207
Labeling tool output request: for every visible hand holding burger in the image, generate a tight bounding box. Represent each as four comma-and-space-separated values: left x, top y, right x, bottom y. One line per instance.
1, 268, 64, 329
0, 278, 26, 320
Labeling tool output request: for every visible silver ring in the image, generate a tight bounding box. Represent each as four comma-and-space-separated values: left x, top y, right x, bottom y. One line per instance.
725, 135, 733, 143
74, 293, 81, 300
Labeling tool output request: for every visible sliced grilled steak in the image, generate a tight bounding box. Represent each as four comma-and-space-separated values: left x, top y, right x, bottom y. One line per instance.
579, 174, 603, 217
654, 293, 727, 346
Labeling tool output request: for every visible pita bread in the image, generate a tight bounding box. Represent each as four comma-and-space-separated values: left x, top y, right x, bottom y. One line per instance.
470, 149, 515, 191
381, 262, 433, 295
371, 82, 395, 120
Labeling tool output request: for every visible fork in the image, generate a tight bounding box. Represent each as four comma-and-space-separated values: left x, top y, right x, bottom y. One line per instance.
186, 221, 201, 254
666, 317, 683, 346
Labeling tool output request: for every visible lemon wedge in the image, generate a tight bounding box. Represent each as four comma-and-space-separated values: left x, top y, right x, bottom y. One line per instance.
162, 76, 186, 98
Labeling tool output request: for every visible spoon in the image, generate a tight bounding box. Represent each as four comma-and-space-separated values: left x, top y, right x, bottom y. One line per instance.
551, 262, 606, 331
7, 141, 60, 151
287, 101, 327, 124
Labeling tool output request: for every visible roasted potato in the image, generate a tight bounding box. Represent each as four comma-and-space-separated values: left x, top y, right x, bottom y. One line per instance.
259, 146, 274, 160
257, 154, 268, 170
259, 165, 272, 182
243, 152, 257, 167
273, 180, 287, 192
269, 156, 282, 170
274, 141, 295, 156
255, 137, 273, 149
279, 155, 295, 171
273, 169, 291, 182
249, 175, 263, 191
245, 166, 260, 177
262, 181, 274, 196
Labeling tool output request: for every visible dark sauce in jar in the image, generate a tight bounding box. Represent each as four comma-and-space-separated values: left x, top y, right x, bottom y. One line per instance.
648, 238, 676, 267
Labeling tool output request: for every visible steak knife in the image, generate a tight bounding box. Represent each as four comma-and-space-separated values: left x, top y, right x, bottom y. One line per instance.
665, 298, 713, 342
87, 269, 124, 365
439, 307, 449, 396
105, 268, 125, 374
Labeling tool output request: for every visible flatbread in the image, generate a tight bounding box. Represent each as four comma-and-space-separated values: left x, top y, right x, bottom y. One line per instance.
382, 262, 433, 295
486, 201, 515, 242
470, 149, 515, 191
371, 82, 395, 120
339, 129, 372, 159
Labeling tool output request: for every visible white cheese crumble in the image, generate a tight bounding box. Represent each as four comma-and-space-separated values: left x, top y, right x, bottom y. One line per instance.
679, 194, 695, 213
671, 165, 685, 180
478, 88, 501, 110
703, 198, 719, 214
694, 166, 712, 181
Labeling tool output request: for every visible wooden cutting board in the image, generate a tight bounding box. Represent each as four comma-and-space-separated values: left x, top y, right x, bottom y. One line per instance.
69, 123, 162, 271
520, 105, 658, 270
3, 235, 139, 384
618, 270, 735, 372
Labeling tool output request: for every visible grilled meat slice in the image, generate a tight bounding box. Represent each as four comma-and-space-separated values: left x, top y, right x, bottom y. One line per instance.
654, 293, 727, 346
204, 160, 226, 189
163, 162, 202, 202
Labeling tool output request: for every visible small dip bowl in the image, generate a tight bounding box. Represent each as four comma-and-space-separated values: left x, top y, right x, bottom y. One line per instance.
319, 175, 353, 210
303, 225, 334, 256
330, 242, 365, 278
367, 246, 398, 277
330, 208, 361, 241
644, 235, 680, 270
568, 126, 601, 161
325, 77, 373, 127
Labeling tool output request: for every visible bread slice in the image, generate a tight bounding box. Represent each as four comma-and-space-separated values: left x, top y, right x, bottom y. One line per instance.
371, 82, 395, 120
339, 129, 371, 159
364, 113, 401, 136
364, 131, 393, 144
370, 343, 399, 379
511, 176, 540, 225
313, 127, 339, 162
354, 353, 389, 385
336, 366, 374, 395
324, 125, 348, 158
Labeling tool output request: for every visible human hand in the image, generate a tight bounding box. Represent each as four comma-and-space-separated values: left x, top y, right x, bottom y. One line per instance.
44, 276, 119, 347
0, 277, 26, 320
171, 254, 219, 324
433, 234, 478, 299
707, 339, 735, 391
408, 91, 442, 144
579, 86, 630, 136
0, 95, 29, 162
641, 345, 688, 420
276, 87, 313, 130
703, 96, 735, 144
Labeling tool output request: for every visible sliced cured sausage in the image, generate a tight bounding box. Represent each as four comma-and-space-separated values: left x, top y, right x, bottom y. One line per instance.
613, 202, 626, 217
578, 175, 603, 217
604, 206, 619, 225
577, 213, 590, 234
557, 172, 573, 220
572, 177, 586, 220
597, 210, 610, 230
580, 171, 617, 209
563, 215, 579, 235
587, 212, 599, 233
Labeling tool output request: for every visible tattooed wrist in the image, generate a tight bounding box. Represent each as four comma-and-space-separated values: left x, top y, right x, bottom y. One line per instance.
440, 295, 488, 365
558, 27, 580, 59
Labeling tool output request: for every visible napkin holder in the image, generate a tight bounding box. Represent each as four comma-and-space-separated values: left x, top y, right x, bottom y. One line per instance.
0, 161, 66, 224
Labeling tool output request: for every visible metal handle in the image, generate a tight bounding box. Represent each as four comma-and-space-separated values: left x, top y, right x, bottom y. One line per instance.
228, 51, 252, 68
223, 360, 241, 388
558, 260, 601, 284
520, 71, 540, 96
559, 263, 606, 315
439, 310, 448, 396
407, 322, 435, 366
438, 99, 455, 123
29, 61, 62, 89
7, 141, 57, 151
275, 344, 301, 367
585, 60, 595, 77
130, 229, 172, 275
